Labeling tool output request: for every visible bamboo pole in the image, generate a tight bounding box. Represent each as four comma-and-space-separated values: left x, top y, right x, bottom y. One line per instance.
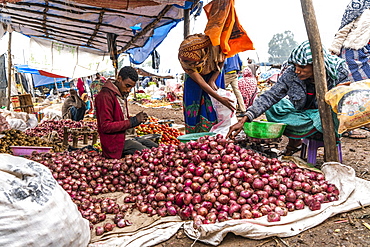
183, 8, 190, 38
300, 0, 339, 162
7, 32, 12, 110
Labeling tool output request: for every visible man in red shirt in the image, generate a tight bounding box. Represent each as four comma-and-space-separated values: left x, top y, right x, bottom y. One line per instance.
95, 66, 157, 159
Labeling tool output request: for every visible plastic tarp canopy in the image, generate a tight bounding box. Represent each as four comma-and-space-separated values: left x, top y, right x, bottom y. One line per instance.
32, 74, 66, 87
126, 20, 180, 65
0, 1, 201, 66
14, 64, 67, 87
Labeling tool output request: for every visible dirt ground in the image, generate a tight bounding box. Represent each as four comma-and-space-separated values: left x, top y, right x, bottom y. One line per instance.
129, 102, 370, 247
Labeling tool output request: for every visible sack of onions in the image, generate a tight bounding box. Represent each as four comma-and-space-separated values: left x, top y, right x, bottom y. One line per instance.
0, 154, 90, 247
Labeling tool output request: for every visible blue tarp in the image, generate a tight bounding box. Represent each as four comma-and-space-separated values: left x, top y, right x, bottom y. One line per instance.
32, 74, 66, 87
126, 1, 202, 64
126, 20, 180, 65
14, 64, 68, 87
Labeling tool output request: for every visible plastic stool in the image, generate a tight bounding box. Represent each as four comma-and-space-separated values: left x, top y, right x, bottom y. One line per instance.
300, 138, 342, 164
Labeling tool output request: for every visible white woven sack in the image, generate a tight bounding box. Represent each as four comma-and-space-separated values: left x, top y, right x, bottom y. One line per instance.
0, 154, 90, 247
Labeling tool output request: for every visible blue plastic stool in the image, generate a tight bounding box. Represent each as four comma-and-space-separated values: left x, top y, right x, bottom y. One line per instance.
300, 138, 342, 164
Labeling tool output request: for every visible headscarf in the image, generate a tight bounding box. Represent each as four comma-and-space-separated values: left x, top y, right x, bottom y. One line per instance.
240, 67, 254, 80
178, 33, 224, 75
178, 33, 211, 62
287, 40, 346, 80
339, 0, 370, 30
238, 67, 258, 108
81, 93, 88, 101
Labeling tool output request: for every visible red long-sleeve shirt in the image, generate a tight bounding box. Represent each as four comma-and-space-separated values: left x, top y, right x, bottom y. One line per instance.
94, 80, 132, 159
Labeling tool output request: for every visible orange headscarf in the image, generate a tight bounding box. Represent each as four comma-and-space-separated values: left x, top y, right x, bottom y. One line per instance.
204, 0, 254, 58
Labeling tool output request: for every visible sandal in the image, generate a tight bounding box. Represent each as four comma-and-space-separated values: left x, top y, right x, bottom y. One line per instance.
283, 145, 302, 156
342, 131, 367, 139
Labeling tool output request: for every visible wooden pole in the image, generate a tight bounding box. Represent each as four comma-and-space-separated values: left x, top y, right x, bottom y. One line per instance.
183, 8, 190, 39
300, 0, 339, 162
7, 32, 12, 110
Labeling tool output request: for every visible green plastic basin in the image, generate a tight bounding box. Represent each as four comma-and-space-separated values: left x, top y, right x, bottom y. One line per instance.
177, 132, 216, 143
243, 120, 287, 139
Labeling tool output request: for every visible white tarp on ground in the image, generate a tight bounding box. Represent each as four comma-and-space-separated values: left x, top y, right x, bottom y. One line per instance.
90, 162, 370, 246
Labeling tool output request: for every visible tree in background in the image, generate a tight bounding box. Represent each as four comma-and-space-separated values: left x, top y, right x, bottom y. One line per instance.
268, 31, 298, 64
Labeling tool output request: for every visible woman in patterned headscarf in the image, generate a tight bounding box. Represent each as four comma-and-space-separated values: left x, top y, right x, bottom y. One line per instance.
329, 0, 370, 138
329, 0, 370, 82
178, 33, 235, 133
227, 41, 351, 155
237, 67, 258, 109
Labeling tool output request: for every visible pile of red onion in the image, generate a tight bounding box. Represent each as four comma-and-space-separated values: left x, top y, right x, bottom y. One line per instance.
27, 134, 339, 234
25, 119, 97, 141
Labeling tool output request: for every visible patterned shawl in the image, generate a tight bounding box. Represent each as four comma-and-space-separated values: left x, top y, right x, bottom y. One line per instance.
287, 40, 346, 80
339, 0, 370, 30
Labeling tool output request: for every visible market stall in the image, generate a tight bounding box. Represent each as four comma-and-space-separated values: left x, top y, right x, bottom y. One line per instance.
131, 67, 183, 110
2, 0, 370, 246
1, 128, 370, 246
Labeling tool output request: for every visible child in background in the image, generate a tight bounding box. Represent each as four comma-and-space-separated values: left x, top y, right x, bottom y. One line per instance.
81, 93, 93, 115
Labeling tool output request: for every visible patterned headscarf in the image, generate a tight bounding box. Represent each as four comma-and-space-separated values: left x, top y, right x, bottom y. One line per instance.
178, 33, 224, 74
287, 40, 346, 80
339, 0, 370, 30
178, 34, 211, 62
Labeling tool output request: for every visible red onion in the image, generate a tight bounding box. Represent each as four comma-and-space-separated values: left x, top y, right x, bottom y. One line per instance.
197, 207, 208, 217
269, 179, 279, 189
285, 190, 297, 202
103, 223, 114, 232
259, 205, 272, 215
314, 193, 325, 203
167, 206, 177, 216
240, 209, 252, 219
267, 212, 281, 222
252, 179, 264, 190
301, 182, 312, 192
155, 192, 166, 201
217, 211, 229, 222
251, 210, 263, 218
96, 226, 105, 236
228, 203, 241, 215
203, 192, 216, 203
217, 195, 230, 204
275, 206, 288, 216
183, 193, 193, 205
292, 181, 302, 190
294, 199, 305, 210
200, 201, 213, 211
309, 200, 321, 211
179, 206, 192, 220
191, 193, 202, 204
116, 219, 126, 228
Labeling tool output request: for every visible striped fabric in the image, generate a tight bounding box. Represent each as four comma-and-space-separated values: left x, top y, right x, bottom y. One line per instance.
287, 40, 346, 80
340, 43, 370, 82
